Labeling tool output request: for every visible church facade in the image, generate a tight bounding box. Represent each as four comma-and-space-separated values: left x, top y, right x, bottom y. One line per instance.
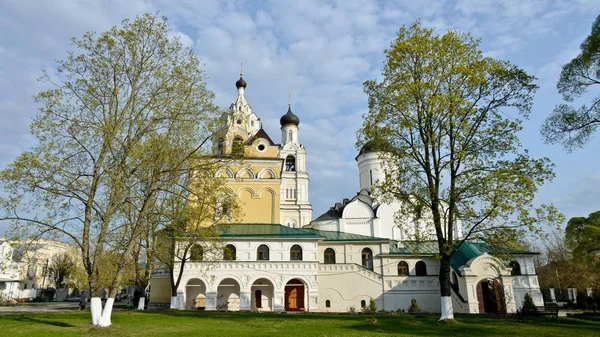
149, 74, 544, 314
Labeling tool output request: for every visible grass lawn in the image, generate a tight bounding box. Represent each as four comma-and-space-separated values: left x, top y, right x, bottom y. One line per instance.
0, 309, 599, 337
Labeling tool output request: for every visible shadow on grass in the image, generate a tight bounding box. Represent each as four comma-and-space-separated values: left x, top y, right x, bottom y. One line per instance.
6, 314, 75, 327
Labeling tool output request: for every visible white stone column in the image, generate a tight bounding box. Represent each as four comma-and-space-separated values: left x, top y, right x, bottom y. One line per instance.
177, 290, 185, 310
205, 291, 218, 311
240, 291, 251, 311
501, 276, 516, 313
309, 292, 320, 312
549, 288, 556, 303
274, 290, 285, 312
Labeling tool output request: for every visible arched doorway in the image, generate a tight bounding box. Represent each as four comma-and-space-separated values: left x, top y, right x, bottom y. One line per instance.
251, 278, 274, 311
217, 278, 241, 311
476, 279, 505, 314
284, 279, 305, 311
185, 278, 206, 310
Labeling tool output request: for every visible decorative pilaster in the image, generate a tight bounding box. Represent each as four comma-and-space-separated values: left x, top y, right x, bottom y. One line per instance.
240, 291, 251, 311
205, 291, 218, 311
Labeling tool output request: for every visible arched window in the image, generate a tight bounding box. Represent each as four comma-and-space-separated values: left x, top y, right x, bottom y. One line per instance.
397, 261, 409, 276
257, 244, 269, 261
361, 300, 366, 308
217, 138, 224, 154
415, 261, 427, 276
285, 155, 296, 171
255, 290, 262, 308
361, 248, 373, 271
224, 244, 236, 261
510, 260, 522, 276
290, 244, 303, 261
232, 136, 244, 157
189, 244, 203, 261
325, 300, 331, 308
324, 248, 336, 264
288, 130, 292, 141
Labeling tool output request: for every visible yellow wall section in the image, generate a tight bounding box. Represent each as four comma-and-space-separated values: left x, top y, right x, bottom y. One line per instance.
229, 180, 281, 223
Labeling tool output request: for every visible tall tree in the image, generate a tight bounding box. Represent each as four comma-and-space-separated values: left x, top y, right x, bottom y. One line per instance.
541, 15, 600, 151
0, 13, 219, 326
359, 22, 561, 320
565, 210, 600, 261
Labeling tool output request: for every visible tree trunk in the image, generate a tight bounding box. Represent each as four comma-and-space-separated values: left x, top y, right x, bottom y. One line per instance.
99, 298, 115, 326
90, 297, 102, 325
439, 255, 454, 320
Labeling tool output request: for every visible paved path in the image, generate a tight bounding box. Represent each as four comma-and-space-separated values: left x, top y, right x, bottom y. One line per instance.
0, 302, 79, 315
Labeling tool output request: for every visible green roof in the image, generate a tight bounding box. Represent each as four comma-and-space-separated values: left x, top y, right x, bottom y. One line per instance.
303, 229, 388, 242
387, 241, 538, 276
387, 241, 439, 255
216, 224, 322, 238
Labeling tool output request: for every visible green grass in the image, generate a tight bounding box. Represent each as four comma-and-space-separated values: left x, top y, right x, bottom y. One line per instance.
0, 309, 599, 337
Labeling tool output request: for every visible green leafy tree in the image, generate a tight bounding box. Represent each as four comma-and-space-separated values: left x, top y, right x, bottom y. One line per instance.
48, 252, 76, 289
541, 15, 600, 151
0, 13, 219, 326
522, 292, 536, 310
565, 211, 600, 261
359, 21, 561, 320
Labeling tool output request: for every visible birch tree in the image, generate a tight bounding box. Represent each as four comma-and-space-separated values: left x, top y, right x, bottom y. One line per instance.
0, 13, 218, 326
359, 22, 561, 320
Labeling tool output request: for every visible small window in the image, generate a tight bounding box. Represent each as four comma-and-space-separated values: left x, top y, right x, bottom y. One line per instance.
189, 244, 203, 261
415, 261, 427, 276
288, 130, 292, 141
361, 248, 373, 271
324, 248, 336, 264
23, 283, 27, 290
251, 121, 255, 126
361, 300, 366, 308
224, 244, 236, 261
236, 119, 242, 125
325, 300, 331, 308
397, 261, 409, 276
257, 244, 269, 261
257, 144, 265, 152
510, 260, 521, 276
285, 156, 296, 171
290, 244, 303, 261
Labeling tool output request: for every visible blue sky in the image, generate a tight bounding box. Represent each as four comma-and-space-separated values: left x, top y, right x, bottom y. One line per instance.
1, 0, 599, 236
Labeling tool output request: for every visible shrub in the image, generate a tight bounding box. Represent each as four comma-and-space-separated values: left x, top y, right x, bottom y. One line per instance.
408, 298, 421, 314
362, 298, 377, 313
348, 306, 356, 314
522, 293, 536, 310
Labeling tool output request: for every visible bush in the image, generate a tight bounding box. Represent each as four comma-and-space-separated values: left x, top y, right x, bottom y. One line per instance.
348, 306, 356, 314
408, 298, 421, 314
522, 293, 536, 310
362, 298, 378, 314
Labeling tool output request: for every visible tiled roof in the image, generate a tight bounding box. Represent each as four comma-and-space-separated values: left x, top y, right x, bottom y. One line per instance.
216, 224, 322, 238
303, 229, 388, 242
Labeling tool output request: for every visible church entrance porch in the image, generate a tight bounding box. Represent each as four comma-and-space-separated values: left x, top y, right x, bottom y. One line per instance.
477, 279, 505, 314
251, 278, 274, 311
285, 279, 305, 311
185, 278, 207, 310
217, 278, 241, 311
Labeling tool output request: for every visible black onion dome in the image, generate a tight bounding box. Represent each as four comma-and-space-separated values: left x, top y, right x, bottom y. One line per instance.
235, 76, 247, 89
280, 106, 300, 126
359, 139, 391, 156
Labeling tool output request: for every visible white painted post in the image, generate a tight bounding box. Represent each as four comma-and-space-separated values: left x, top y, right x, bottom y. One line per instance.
205, 291, 217, 311
137, 296, 145, 310
240, 291, 251, 311
549, 288, 556, 303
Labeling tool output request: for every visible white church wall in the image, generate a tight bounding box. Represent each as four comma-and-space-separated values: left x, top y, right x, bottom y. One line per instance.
318, 264, 383, 312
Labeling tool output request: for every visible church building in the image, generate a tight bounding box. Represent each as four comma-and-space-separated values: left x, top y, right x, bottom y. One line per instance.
149, 73, 544, 314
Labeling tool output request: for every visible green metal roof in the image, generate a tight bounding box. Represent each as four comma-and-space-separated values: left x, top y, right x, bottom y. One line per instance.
303, 229, 388, 242
216, 224, 322, 238
387, 241, 439, 256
